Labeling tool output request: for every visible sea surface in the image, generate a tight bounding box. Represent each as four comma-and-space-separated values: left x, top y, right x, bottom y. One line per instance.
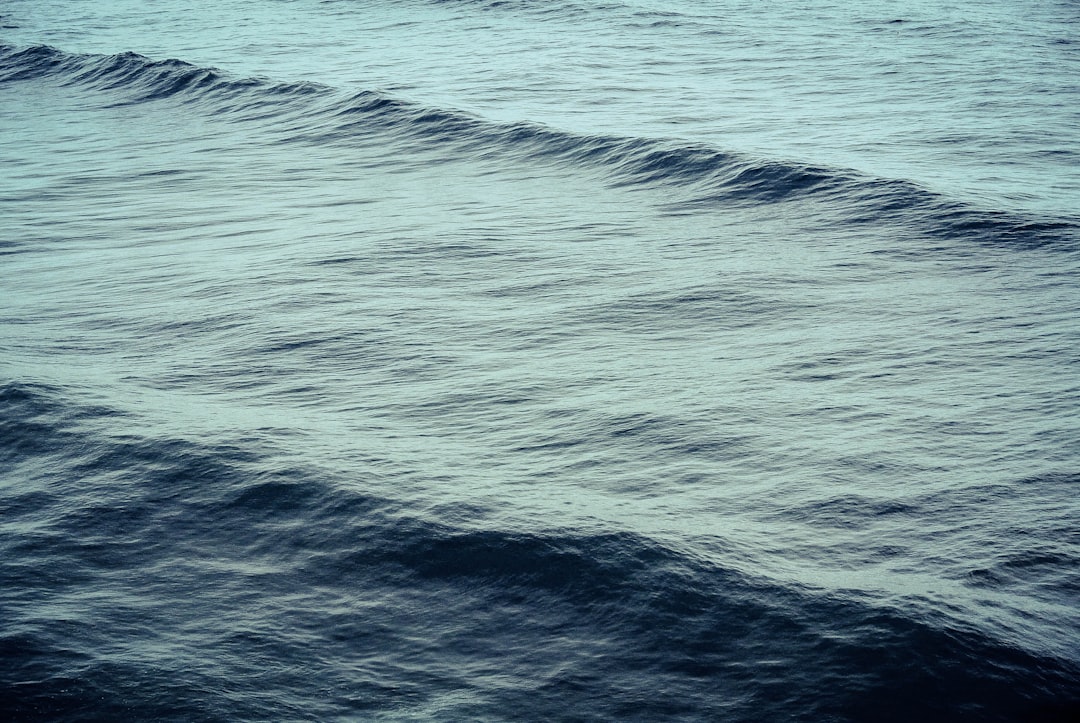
1, 1, 1079, 720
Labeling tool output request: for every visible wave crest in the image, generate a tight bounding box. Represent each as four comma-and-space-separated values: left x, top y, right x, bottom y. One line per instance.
2, 43, 1076, 251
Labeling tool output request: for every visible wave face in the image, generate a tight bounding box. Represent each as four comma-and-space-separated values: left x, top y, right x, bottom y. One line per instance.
2, 382, 1078, 721
2, 1, 1080, 720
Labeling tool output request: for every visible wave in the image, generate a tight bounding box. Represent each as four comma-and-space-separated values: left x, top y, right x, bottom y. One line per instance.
423, 0, 625, 18
2, 43, 1077, 253
403, 0, 725, 32
2, 379, 1079, 720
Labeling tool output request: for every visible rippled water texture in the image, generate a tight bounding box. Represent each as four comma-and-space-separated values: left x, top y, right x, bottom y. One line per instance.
1, 0, 1079, 720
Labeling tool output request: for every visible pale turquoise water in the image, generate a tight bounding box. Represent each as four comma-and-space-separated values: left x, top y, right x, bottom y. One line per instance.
5, 0, 1079, 215
1, 1, 1078, 720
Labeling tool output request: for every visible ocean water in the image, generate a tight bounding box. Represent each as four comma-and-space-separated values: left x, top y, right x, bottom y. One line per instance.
1, 0, 1078, 720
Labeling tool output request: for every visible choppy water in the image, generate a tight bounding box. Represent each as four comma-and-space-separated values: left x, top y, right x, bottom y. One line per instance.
2, 1, 1079, 720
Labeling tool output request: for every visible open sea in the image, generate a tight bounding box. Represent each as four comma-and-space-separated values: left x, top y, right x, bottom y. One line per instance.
2, 0, 1079, 720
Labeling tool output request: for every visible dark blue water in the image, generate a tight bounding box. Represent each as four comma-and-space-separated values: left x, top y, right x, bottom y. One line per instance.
2, 1, 1079, 720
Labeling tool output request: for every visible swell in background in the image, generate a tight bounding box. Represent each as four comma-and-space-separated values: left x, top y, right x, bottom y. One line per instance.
3, 0, 1079, 216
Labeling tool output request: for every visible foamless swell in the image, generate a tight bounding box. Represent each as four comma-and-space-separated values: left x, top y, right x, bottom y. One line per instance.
1, 381, 1078, 721
2, 43, 1076, 253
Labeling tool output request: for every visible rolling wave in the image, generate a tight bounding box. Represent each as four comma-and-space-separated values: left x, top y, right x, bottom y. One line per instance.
2, 380, 1078, 720
3, 43, 1076, 253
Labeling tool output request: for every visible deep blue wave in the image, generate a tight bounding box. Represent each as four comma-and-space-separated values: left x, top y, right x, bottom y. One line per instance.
2, 381, 1079, 720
